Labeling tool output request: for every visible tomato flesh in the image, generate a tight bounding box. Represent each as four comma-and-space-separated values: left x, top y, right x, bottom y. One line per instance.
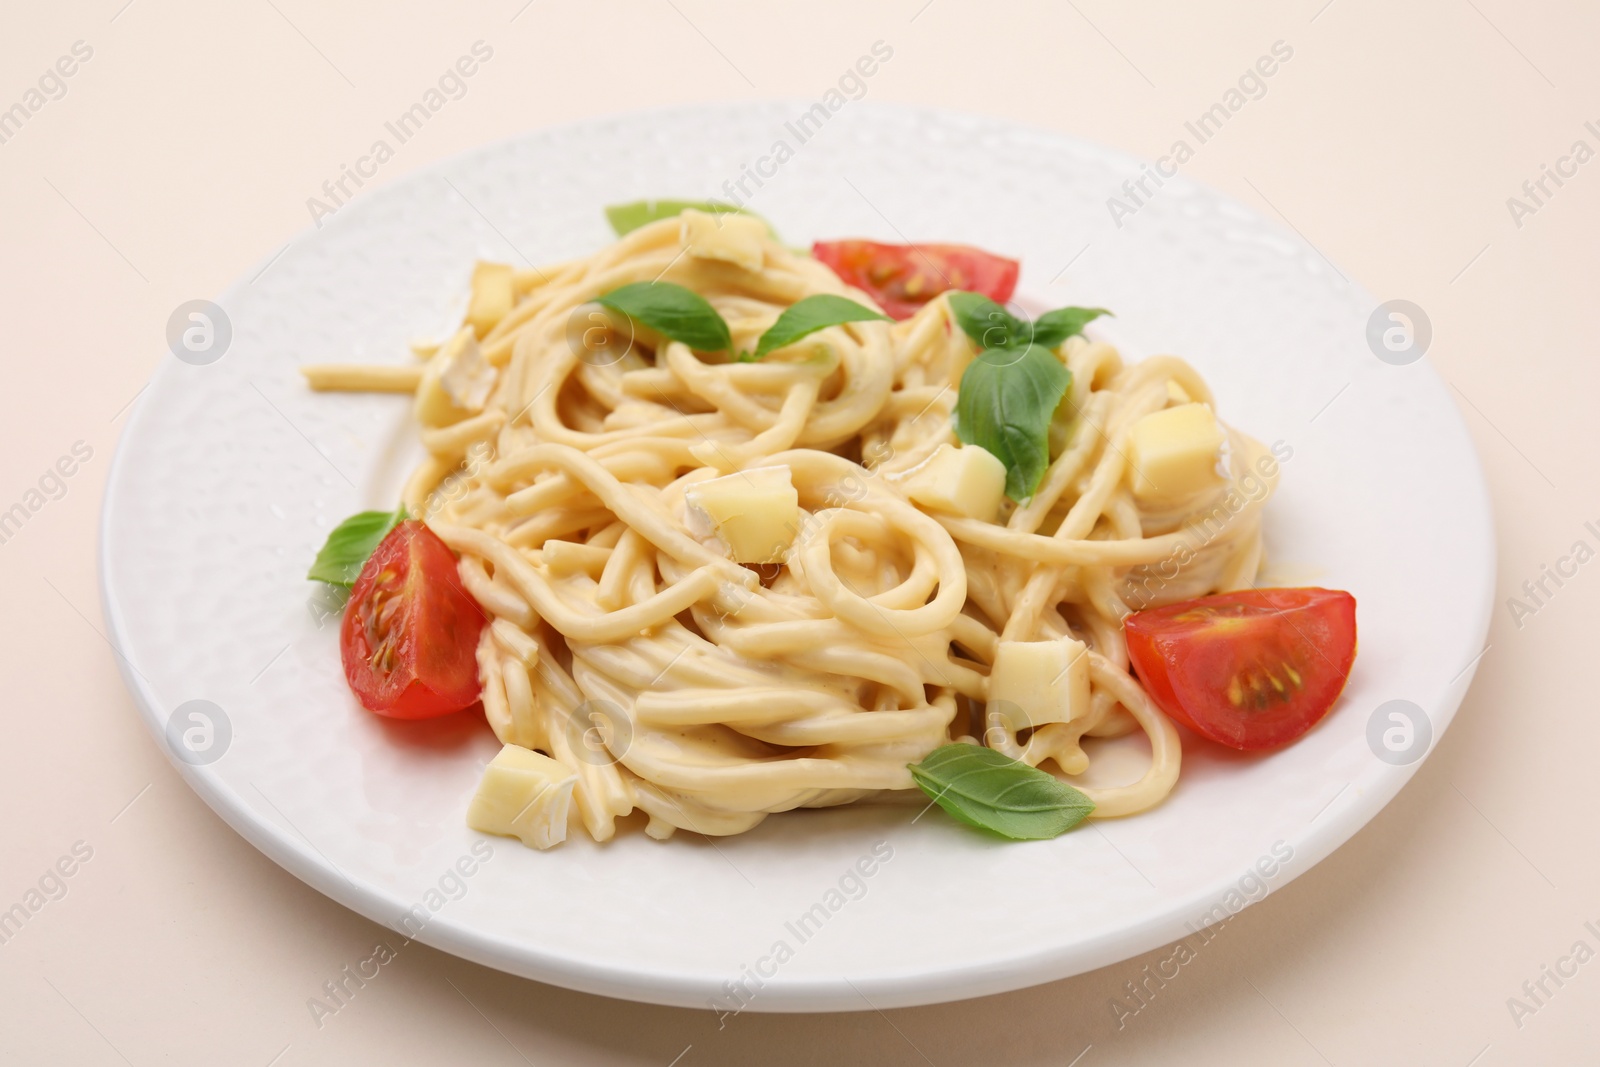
812, 240, 1020, 321
340, 520, 487, 719
1124, 588, 1357, 751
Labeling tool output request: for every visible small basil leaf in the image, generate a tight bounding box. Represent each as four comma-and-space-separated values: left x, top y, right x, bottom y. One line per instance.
908, 743, 1094, 840
1030, 306, 1111, 350
307, 505, 407, 587
948, 291, 1027, 351
595, 282, 732, 353
752, 294, 889, 360
954, 343, 1073, 502
604, 199, 770, 238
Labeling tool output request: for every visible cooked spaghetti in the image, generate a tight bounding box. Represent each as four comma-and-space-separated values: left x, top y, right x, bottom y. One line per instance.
304, 211, 1277, 845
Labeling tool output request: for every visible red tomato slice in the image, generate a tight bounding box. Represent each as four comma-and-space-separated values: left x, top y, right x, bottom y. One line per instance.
1124, 588, 1357, 752
340, 520, 487, 719
812, 240, 1020, 321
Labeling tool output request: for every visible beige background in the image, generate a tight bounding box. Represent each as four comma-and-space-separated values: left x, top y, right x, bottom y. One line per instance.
2, 0, 1595, 1063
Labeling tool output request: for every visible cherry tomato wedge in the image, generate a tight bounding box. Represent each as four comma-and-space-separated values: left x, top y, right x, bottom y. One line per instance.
1124, 588, 1357, 752
812, 240, 1020, 321
340, 520, 487, 719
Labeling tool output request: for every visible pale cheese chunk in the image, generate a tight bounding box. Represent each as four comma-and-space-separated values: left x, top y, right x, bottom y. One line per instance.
1126, 402, 1225, 504
988, 635, 1090, 732
415, 327, 496, 427
466, 744, 577, 851
465, 261, 514, 338
684, 465, 799, 564
902, 444, 1007, 523
680, 209, 767, 273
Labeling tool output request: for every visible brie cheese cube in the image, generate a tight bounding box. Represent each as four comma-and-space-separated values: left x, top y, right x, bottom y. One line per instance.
1126, 402, 1225, 503
466, 744, 577, 851
684, 465, 799, 564
466, 261, 514, 338
680, 209, 767, 273
415, 328, 496, 427
988, 635, 1090, 732
902, 443, 1007, 523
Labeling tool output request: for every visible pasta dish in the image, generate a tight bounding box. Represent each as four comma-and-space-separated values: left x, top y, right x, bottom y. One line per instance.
302, 203, 1357, 851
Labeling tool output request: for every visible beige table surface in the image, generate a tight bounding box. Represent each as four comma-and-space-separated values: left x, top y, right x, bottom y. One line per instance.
3, 1, 1596, 1063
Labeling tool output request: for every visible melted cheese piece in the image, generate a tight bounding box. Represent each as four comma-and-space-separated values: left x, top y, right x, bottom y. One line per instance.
1126, 402, 1225, 503
466, 744, 577, 850
466, 261, 514, 338
415, 327, 496, 427
901, 443, 1007, 523
684, 465, 799, 564
988, 635, 1090, 731
680, 209, 767, 273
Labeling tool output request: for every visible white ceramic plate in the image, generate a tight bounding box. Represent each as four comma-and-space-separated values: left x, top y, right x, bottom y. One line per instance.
100, 101, 1493, 1012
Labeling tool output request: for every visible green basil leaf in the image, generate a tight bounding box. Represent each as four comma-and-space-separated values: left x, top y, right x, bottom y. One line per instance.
307, 505, 407, 587
908, 743, 1094, 840
954, 343, 1073, 502
752, 294, 889, 360
948, 291, 1028, 351
596, 281, 732, 353
604, 199, 768, 237
1030, 306, 1111, 350
950, 291, 1111, 352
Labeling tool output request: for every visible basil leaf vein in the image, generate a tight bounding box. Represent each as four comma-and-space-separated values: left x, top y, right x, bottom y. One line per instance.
752, 294, 889, 360
307, 505, 407, 587
908, 743, 1094, 840
596, 282, 732, 353
954, 343, 1073, 502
